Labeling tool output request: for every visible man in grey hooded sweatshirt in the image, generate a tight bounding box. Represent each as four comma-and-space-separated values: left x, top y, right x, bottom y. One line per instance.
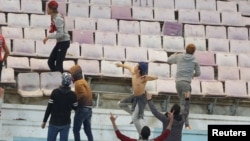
167, 43, 200, 129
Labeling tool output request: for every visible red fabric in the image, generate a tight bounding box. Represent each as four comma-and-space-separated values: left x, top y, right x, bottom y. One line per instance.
48, 0, 58, 9
49, 20, 57, 33
0, 35, 6, 60
115, 129, 171, 141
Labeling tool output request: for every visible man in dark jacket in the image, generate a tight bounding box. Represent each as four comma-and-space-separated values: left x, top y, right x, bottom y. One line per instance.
41, 72, 78, 141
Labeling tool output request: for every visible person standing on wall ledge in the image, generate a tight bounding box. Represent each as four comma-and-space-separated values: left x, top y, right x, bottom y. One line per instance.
44, 0, 70, 73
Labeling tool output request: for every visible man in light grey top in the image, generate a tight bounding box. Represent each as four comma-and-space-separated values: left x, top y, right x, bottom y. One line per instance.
43, 0, 70, 73
167, 43, 200, 129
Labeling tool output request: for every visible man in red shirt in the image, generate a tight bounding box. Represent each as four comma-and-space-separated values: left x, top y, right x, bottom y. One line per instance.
110, 112, 173, 141
0, 34, 10, 81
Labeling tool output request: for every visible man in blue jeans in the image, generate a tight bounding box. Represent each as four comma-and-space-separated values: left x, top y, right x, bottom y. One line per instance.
41, 72, 78, 141
70, 65, 94, 141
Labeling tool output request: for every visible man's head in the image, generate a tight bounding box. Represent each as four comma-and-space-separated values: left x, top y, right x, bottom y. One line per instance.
186, 43, 196, 54
61, 72, 72, 87
47, 0, 58, 14
69, 65, 83, 82
135, 62, 148, 76
169, 103, 181, 115
140, 126, 151, 140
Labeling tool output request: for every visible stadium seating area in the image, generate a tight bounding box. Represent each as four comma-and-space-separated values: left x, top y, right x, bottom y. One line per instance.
1, 0, 250, 116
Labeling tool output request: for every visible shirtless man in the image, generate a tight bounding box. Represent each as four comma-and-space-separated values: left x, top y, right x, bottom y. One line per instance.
116, 62, 158, 136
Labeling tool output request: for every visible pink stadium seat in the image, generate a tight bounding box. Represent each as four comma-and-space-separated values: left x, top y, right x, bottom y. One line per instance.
201, 81, 226, 97
217, 66, 239, 81
77, 59, 101, 76
154, 0, 174, 9
0, 0, 21, 13
184, 24, 205, 38
140, 35, 162, 49
194, 66, 215, 81
190, 79, 202, 96
74, 18, 96, 31
225, 80, 249, 99
230, 40, 250, 54
205, 26, 227, 39
36, 40, 56, 58
7, 13, 29, 27
111, 0, 132, 6
145, 80, 158, 95
184, 37, 206, 51
0, 13, 6, 25
7, 56, 31, 71
12, 39, 36, 57
1, 67, 16, 84
95, 31, 117, 46
207, 38, 229, 53
103, 45, 125, 61
40, 72, 62, 96
132, 7, 153, 20
162, 22, 183, 36
1, 26, 23, 39
216, 1, 237, 12
101, 60, 124, 78
147, 49, 168, 63
196, 0, 216, 11
148, 62, 170, 80
119, 20, 140, 34
140, 21, 161, 35
154, 8, 176, 22
238, 54, 250, 68
240, 67, 250, 81
17, 72, 43, 97
132, 0, 153, 7
199, 10, 221, 25
63, 60, 76, 72
111, 5, 132, 20
221, 12, 244, 27
227, 27, 249, 40
68, 0, 89, 3
24, 28, 46, 40
30, 14, 50, 29
67, 3, 89, 18
157, 79, 177, 95
117, 34, 139, 47
175, 0, 195, 9
66, 42, 81, 59
91, 0, 110, 5
125, 47, 148, 62
97, 19, 118, 33
90, 5, 111, 19
215, 52, 238, 67
238, 1, 250, 16
30, 58, 50, 71
21, 0, 43, 14
72, 30, 94, 44
163, 36, 184, 52
80, 44, 103, 60
178, 9, 199, 24
193, 51, 216, 66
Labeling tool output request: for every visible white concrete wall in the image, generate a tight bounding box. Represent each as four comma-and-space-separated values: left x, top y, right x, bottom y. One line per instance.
1, 103, 250, 141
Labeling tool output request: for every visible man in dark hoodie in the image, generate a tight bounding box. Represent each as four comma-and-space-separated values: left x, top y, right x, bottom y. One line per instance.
147, 92, 190, 141
41, 72, 78, 141
69, 65, 93, 141
167, 43, 200, 129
